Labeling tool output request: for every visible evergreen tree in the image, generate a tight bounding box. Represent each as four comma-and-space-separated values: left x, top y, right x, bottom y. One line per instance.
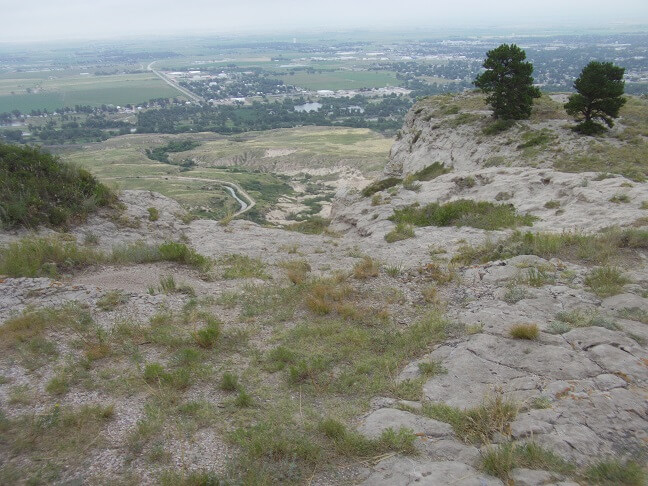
474, 44, 541, 120
565, 61, 626, 134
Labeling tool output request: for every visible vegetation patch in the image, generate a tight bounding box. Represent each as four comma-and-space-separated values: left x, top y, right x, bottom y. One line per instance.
218, 253, 269, 280
583, 459, 647, 486
385, 222, 415, 243
453, 228, 648, 266
420, 395, 518, 444
410, 162, 451, 181
389, 199, 536, 231
362, 177, 402, 197
585, 266, 629, 297
481, 442, 575, 481
509, 323, 539, 340
0, 142, 116, 230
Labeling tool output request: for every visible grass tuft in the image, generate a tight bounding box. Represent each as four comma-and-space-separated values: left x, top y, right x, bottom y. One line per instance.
509, 323, 539, 340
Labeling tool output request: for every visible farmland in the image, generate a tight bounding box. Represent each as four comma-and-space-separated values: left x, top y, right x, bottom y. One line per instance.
0, 72, 183, 113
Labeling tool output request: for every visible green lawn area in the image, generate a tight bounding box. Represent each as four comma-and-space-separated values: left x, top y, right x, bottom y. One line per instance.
0, 73, 183, 112
279, 70, 399, 90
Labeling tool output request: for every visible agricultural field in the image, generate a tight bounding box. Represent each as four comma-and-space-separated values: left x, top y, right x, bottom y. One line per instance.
0, 72, 183, 113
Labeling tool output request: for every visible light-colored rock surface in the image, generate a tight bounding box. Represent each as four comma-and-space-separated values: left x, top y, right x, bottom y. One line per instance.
358, 408, 454, 439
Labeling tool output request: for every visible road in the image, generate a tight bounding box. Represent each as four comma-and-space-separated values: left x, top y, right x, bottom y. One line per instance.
107, 175, 256, 217
147, 61, 204, 104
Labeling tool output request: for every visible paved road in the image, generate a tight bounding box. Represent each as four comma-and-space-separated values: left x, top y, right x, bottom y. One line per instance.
147, 61, 204, 103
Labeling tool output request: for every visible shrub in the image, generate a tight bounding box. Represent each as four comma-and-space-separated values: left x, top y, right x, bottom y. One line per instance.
410, 162, 451, 181
0, 142, 116, 229
509, 323, 539, 340
390, 199, 536, 231
285, 216, 331, 235
362, 177, 402, 197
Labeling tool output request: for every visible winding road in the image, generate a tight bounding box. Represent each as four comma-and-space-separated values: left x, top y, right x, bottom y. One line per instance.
107, 175, 256, 217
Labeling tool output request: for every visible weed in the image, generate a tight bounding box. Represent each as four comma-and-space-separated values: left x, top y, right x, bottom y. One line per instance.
520, 267, 555, 287
418, 360, 446, 377
618, 307, 648, 323
503, 286, 531, 304
421, 285, 437, 303
0, 236, 103, 277
555, 309, 619, 331
481, 442, 574, 481
362, 177, 402, 197
193, 318, 221, 349
482, 119, 515, 135
234, 389, 253, 408
385, 263, 404, 277
453, 228, 648, 266
279, 259, 311, 284
544, 200, 561, 209
583, 459, 646, 485
353, 257, 380, 279
97, 290, 129, 311
421, 395, 518, 444
219, 254, 269, 279
410, 162, 451, 181
147, 207, 160, 221
510, 323, 539, 340
585, 267, 629, 297
385, 222, 415, 243
220, 372, 239, 391
286, 216, 332, 235
390, 199, 536, 231
610, 194, 631, 204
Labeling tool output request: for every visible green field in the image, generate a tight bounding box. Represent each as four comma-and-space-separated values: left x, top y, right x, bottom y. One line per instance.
279, 70, 399, 90
0, 72, 184, 112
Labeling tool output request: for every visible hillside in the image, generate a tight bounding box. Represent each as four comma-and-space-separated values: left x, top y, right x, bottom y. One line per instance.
0, 94, 647, 485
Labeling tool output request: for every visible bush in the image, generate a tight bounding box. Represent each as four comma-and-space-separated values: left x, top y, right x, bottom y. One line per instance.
390, 199, 536, 231
147, 207, 160, 221
0, 142, 116, 229
482, 119, 515, 135
585, 266, 629, 297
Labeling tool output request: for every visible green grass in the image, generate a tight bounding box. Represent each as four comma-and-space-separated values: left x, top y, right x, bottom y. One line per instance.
0, 142, 116, 229
420, 395, 518, 444
390, 199, 536, 231
453, 228, 648, 266
362, 177, 402, 197
481, 442, 575, 481
583, 459, 647, 485
585, 267, 630, 297
0, 236, 211, 277
385, 222, 415, 243
409, 162, 452, 181
218, 253, 269, 279
97, 290, 129, 311
554, 309, 619, 332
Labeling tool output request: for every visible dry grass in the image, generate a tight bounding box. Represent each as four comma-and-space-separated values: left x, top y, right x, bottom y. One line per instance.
509, 323, 539, 340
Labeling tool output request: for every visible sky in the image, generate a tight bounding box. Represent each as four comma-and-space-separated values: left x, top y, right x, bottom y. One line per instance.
2, 0, 648, 42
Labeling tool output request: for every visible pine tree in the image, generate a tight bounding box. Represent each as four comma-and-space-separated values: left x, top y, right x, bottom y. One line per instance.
565, 61, 626, 134
474, 44, 541, 120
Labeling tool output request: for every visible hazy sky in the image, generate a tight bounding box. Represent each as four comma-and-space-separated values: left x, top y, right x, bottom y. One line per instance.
2, 0, 648, 42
